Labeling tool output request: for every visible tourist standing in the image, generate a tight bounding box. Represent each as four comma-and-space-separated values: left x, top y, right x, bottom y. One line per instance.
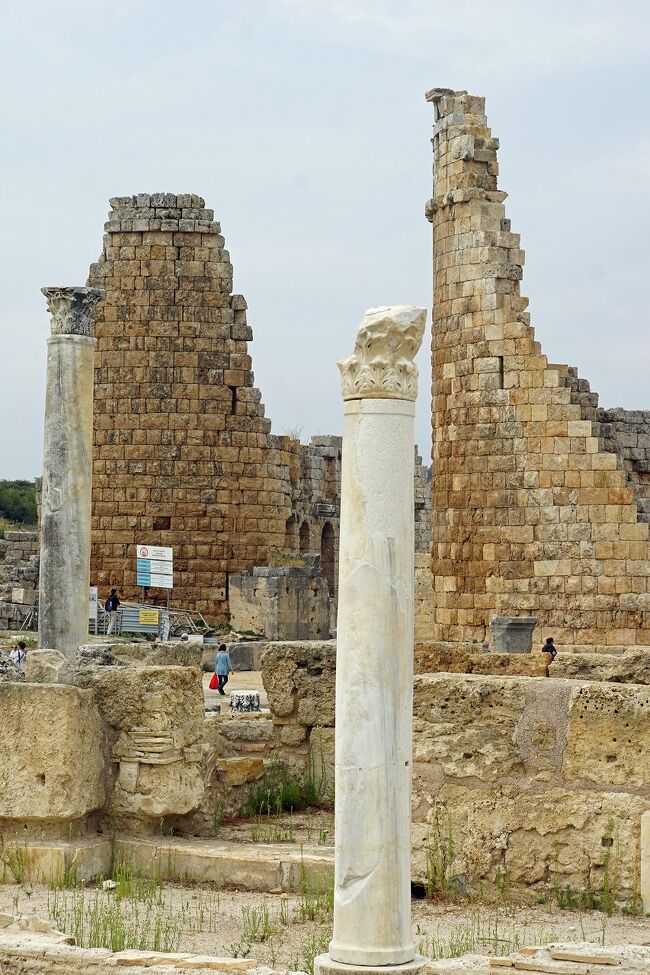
542, 636, 557, 661
214, 643, 234, 695
9, 640, 27, 674
105, 588, 120, 635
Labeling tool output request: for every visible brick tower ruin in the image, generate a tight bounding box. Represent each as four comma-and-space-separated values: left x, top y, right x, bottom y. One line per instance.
88, 194, 293, 617
426, 89, 650, 648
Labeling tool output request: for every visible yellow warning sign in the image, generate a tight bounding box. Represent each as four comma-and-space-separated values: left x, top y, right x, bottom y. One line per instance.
139, 609, 160, 625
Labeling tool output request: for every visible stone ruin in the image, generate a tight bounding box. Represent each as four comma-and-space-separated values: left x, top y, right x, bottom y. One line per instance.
0, 87, 649, 975
85, 194, 431, 631
426, 89, 650, 650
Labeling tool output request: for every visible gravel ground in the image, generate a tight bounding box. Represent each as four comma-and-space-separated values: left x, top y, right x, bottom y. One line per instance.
1, 881, 648, 972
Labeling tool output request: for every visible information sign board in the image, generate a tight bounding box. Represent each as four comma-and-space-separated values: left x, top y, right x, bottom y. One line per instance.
136, 543, 173, 590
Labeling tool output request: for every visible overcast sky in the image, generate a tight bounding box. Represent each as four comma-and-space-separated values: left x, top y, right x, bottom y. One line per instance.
2, 0, 649, 479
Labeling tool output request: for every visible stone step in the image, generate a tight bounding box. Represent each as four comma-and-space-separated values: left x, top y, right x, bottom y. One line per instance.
0, 836, 334, 893
115, 837, 334, 892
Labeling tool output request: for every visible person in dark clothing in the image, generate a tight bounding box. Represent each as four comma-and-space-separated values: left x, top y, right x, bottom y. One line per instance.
105, 588, 120, 635
542, 636, 557, 661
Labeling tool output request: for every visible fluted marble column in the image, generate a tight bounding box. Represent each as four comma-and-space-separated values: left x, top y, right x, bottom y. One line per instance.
38, 287, 104, 663
316, 306, 427, 975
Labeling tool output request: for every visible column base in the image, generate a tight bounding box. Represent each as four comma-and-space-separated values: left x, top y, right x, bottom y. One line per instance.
315, 954, 429, 975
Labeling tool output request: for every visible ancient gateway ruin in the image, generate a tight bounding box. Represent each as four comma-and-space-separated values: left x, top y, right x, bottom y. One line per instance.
426, 89, 650, 649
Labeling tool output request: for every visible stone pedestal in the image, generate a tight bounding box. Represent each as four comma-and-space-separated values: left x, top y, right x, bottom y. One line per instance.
316, 307, 427, 975
490, 616, 538, 653
38, 287, 104, 664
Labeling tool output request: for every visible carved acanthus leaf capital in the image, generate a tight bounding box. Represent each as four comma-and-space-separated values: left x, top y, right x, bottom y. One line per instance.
41, 287, 105, 337
338, 305, 426, 402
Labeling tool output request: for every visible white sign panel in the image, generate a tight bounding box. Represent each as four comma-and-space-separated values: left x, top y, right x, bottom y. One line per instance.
89, 586, 98, 620
136, 543, 174, 590
136, 545, 173, 562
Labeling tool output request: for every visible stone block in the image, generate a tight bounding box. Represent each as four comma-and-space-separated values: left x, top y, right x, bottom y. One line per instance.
562, 682, 650, 787
0, 684, 106, 820
25, 649, 73, 684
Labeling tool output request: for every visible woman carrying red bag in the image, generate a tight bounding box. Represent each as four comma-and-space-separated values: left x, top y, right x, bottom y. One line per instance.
212, 643, 234, 695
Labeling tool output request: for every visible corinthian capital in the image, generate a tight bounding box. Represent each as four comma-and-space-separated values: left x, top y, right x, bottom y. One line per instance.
41, 286, 105, 337
338, 305, 426, 402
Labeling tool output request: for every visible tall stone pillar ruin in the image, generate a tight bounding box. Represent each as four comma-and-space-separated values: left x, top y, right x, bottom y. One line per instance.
426, 88, 650, 648
38, 287, 104, 660
87, 194, 293, 617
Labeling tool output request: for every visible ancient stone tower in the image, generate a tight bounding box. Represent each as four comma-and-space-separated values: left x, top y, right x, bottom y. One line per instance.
426, 90, 650, 648
88, 194, 293, 616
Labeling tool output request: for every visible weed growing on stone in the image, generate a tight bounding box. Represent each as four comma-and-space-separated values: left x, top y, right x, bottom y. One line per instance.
0, 838, 35, 885
211, 799, 226, 835
424, 805, 456, 898
242, 757, 312, 816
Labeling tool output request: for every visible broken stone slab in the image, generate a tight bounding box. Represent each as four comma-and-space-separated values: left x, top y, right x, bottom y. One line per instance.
549, 952, 620, 967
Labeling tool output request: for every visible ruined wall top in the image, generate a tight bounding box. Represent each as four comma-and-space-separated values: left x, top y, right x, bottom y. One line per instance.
104, 193, 219, 235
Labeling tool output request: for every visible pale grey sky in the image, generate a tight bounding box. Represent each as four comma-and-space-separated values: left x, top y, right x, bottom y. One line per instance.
1, 0, 649, 478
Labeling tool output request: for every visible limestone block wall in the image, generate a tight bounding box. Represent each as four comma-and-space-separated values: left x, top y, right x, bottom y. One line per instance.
425, 89, 650, 647
239, 643, 649, 899
87, 194, 294, 618
412, 673, 649, 898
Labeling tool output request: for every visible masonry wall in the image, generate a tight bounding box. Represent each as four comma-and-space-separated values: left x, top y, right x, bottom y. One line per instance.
87, 194, 296, 617
426, 89, 650, 647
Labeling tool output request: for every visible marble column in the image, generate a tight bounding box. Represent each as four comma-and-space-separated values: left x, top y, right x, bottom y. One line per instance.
38, 286, 104, 663
316, 306, 427, 975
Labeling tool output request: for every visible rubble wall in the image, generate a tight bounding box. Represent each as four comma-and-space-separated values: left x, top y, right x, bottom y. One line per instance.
426, 89, 650, 647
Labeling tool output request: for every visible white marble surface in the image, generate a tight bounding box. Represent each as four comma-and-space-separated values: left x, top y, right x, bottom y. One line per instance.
329, 306, 425, 968
38, 332, 97, 662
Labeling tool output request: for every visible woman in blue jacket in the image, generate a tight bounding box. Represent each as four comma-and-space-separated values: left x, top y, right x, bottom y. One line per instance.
215, 643, 234, 695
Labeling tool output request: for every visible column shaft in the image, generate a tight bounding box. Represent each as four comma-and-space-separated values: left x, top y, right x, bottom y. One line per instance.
39, 333, 96, 659
330, 397, 416, 966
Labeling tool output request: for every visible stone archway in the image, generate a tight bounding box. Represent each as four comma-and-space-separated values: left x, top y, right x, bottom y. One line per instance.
320, 521, 335, 596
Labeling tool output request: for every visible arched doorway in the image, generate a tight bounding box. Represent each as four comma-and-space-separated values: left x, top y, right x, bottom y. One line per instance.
321, 521, 335, 596
299, 520, 310, 554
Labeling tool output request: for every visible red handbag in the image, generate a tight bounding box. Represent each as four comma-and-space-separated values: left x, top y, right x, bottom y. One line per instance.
209, 672, 218, 690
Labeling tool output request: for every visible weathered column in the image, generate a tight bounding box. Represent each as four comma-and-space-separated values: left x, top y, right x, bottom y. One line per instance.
316, 306, 427, 975
38, 287, 104, 662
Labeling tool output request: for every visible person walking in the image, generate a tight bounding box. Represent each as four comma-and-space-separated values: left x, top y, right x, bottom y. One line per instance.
105, 588, 120, 635
214, 643, 234, 696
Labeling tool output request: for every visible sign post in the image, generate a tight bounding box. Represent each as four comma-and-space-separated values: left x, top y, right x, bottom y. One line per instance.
89, 586, 98, 635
